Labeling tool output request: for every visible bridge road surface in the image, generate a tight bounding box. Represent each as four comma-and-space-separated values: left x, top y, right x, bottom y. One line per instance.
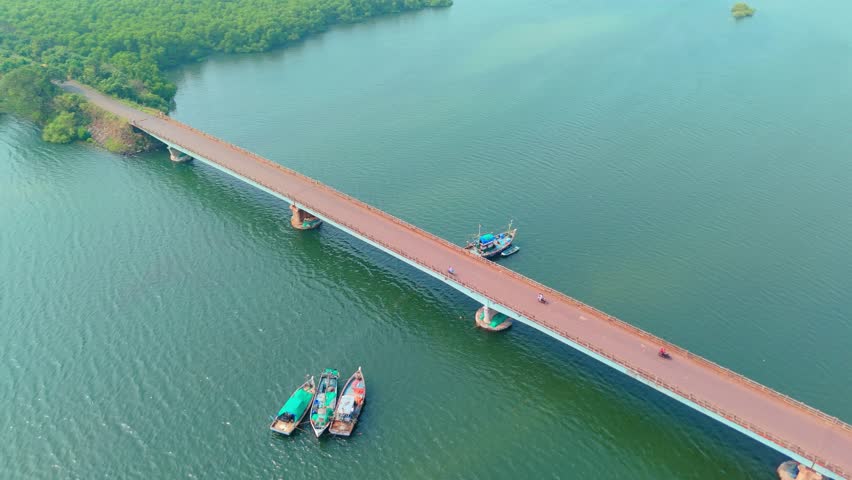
62, 81, 852, 478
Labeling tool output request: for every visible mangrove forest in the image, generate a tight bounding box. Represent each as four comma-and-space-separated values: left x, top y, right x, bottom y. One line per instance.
0, 0, 452, 146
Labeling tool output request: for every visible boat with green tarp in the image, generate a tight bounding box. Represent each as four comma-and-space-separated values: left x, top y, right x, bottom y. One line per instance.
270, 376, 316, 435
310, 368, 340, 437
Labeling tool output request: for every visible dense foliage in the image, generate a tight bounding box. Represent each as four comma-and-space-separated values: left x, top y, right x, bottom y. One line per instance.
0, 64, 89, 142
731, 3, 756, 18
0, 0, 451, 143
0, 65, 58, 123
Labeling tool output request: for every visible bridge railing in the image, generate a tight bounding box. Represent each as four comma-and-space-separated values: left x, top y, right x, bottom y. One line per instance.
145, 113, 852, 435
138, 115, 849, 477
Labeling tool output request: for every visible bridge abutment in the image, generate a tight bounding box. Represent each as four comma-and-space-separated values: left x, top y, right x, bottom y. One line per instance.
168, 147, 193, 163
475, 305, 513, 331
290, 204, 322, 230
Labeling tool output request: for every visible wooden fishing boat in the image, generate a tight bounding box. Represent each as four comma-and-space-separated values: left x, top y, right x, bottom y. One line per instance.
329, 367, 366, 437
464, 222, 517, 259
500, 245, 520, 257
309, 368, 340, 437
270, 376, 316, 436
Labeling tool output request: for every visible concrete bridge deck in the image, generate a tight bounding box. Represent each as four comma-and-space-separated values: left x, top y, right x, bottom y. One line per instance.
62, 81, 852, 478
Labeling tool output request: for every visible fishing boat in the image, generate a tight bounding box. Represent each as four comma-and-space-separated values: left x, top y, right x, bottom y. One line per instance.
464, 222, 517, 259
309, 368, 340, 437
500, 245, 520, 257
270, 376, 316, 436
329, 367, 366, 437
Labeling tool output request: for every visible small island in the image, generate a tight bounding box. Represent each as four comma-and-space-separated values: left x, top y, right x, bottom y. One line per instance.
731, 2, 756, 19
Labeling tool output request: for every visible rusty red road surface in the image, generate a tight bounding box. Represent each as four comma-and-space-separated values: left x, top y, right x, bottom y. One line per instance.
64, 81, 852, 476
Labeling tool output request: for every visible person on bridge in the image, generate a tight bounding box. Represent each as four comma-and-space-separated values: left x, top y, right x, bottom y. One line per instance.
448, 266, 455, 275
537, 293, 545, 303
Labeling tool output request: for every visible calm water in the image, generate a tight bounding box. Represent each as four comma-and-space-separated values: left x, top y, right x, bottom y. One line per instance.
3, 0, 852, 478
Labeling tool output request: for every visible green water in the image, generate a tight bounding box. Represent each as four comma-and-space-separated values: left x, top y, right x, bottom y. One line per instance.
3, 0, 852, 478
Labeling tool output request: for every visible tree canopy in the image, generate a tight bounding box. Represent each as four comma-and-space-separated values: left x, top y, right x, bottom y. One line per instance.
0, 65, 58, 123
731, 3, 756, 19
0, 0, 452, 110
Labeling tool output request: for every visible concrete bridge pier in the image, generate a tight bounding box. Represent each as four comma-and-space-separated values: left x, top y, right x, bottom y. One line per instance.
777, 461, 823, 480
475, 304, 513, 331
290, 204, 322, 230
168, 147, 193, 163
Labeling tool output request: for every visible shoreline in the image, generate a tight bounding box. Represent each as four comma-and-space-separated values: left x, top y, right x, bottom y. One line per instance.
1, 0, 453, 153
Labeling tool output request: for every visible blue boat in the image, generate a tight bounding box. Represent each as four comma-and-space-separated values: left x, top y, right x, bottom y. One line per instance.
464, 222, 517, 259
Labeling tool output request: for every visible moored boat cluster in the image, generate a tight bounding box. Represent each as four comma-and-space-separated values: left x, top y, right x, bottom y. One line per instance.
270, 367, 366, 438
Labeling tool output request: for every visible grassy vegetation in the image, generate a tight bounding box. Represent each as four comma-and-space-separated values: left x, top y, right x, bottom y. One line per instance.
731, 3, 756, 19
84, 103, 160, 154
0, 0, 452, 146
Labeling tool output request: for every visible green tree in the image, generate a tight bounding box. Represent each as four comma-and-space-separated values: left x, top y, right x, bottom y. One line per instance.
52, 93, 85, 114
731, 3, 756, 19
42, 111, 83, 143
0, 65, 57, 123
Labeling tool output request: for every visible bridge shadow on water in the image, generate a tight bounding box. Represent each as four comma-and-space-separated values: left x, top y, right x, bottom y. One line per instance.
127, 150, 788, 478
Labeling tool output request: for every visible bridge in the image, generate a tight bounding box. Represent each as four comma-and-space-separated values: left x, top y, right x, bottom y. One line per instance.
63, 81, 852, 479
